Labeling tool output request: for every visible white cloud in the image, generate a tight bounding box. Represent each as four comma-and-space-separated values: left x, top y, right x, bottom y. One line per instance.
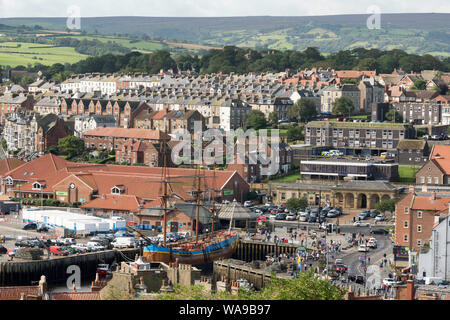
0, 0, 449, 18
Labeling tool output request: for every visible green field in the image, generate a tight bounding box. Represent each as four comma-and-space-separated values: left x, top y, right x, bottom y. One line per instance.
398, 165, 421, 183
67, 35, 165, 52
272, 172, 302, 183
0, 41, 89, 66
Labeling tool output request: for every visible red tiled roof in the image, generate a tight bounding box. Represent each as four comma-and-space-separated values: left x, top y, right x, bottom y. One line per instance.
431, 145, 450, 160
0, 286, 40, 300
411, 195, 450, 211
84, 127, 169, 140
49, 292, 100, 300
81, 194, 142, 212
0, 158, 26, 177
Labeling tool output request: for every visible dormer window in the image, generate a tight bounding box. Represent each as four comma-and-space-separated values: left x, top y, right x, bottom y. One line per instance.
5, 177, 13, 185
32, 182, 44, 190
111, 185, 125, 195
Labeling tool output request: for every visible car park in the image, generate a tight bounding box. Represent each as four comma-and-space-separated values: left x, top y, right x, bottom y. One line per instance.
71, 244, 91, 253
269, 213, 277, 219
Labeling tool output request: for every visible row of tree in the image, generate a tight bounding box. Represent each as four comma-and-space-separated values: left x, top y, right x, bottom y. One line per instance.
5, 46, 450, 85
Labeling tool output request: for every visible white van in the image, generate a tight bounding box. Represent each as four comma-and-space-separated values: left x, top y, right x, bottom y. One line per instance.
112, 237, 136, 249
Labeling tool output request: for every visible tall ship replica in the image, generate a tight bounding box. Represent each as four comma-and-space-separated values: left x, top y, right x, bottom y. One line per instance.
134, 134, 238, 265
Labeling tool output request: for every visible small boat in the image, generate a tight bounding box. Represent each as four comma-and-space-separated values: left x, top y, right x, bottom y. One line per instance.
96, 264, 113, 280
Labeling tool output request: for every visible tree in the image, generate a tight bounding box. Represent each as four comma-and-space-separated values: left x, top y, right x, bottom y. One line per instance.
286, 197, 308, 211
244, 110, 267, 130
375, 198, 397, 214
1, 139, 7, 151
331, 96, 354, 117
288, 98, 318, 123
58, 136, 85, 159
411, 79, 427, 90
268, 112, 279, 125
158, 270, 345, 300
287, 126, 303, 142
385, 109, 401, 122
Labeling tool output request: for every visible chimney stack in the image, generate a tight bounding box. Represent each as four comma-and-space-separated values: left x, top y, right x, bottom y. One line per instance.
406, 280, 415, 300
409, 185, 415, 194
431, 191, 437, 201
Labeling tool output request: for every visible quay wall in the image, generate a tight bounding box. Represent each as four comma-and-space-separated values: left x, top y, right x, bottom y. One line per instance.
213, 260, 273, 290
232, 240, 300, 262
0, 248, 139, 286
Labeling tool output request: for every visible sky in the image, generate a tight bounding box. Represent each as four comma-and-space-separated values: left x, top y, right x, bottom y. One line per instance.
0, 0, 449, 18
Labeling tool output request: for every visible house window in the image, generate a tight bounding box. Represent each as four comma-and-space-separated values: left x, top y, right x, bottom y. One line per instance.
417, 225, 422, 232
427, 177, 432, 184
404, 207, 409, 214
404, 221, 408, 228
417, 211, 422, 219
417, 240, 422, 247
420, 177, 425, 184
434, 177, 439, 184
403, 234, 408, 242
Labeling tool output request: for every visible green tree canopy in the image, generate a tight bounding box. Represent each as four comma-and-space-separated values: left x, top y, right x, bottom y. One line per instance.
57, 136, 85, 159
287, 126, 304, 142
244, 110, 267, 130
331, 96, 354, 116
286, 197, 308, 211
158, 270, 345, 300
385, 109, 401, 122
375, 198, 397, 214
411, 79, 427, 90
288, 98, 318, 122
268, 112, 279, 125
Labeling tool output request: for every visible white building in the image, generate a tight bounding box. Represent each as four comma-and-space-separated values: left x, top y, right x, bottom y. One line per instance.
417, 214, 450, 282
74, 114, 117, 138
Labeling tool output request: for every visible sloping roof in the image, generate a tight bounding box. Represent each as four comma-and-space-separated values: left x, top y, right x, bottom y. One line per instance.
0, 158, 26, 177
397, 139, 426, 150
431, 145, 450, 160
48, 292, 100, 300
81, 194, 142, 212
0, 286, 40, 300
84, 127, 169, 141
411, 194, 450, 211
218, 199, 259, 221
333, 181, 397, 191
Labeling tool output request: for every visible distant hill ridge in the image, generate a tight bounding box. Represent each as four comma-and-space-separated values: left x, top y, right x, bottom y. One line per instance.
1, 13, 449, 55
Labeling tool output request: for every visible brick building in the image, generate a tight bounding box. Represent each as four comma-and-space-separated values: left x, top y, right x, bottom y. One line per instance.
134, 108, 205, 134
0, 94, 34, 125
416, 145, 450, 185
83, 127, 170, 152
395, 187, 450, 252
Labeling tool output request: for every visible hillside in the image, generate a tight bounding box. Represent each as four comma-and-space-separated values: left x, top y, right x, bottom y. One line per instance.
0, 14, 449, 56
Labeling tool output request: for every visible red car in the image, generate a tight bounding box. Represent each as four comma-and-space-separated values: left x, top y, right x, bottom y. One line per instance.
257, 216, 269, 223
50, 246, 69, 256
334, 264, 348, 273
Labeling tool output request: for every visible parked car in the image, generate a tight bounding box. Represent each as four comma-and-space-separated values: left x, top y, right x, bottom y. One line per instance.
286, 214, 296, 221
50, 246, 69, 256
370, 228, 389, 235
369, 211, 379, 218
269, 213, 278, 219
358, 244, 369, 252
299, 212, 309, 222
22, 223, 37, 230
37, 224, 49, 232
308, 216, 317, 223
375, 215, 385, 222
244, 201, 253, 207
327, 210, 339, 218
257, 216, 269, 223
111, 237, 136, 249
0, 245, 7, 254
71, 244, 91, 253
355, 275, 365, 284
87, 242, 106, 251
275, 213, 287, 220
354, 221, 371, 227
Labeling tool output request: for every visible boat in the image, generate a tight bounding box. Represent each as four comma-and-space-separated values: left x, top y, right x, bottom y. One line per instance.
96, 264, 113, 280
138, 132, 238, 265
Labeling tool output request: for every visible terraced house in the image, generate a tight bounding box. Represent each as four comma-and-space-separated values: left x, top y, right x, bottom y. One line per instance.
59, 98, 149, 128
305, 121, 415, 156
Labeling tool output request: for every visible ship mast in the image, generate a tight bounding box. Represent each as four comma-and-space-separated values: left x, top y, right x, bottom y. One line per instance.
161, 126, 169, 247
195, 164, 201, 243
210, 162, 216, 234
